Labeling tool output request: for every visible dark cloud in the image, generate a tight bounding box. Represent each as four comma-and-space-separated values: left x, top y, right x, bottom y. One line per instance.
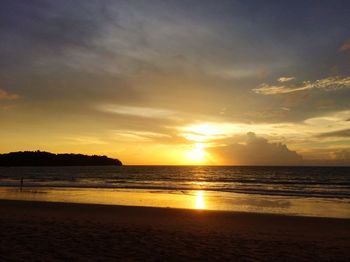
250, 77, 350, 123
209, 132, 302, 165
339, 37, 350, 52
333, 149, 350, 161
318, 128, 350, 138
0, 88, 19, 100
304, 148, 350, 166
0, 0, 112, 70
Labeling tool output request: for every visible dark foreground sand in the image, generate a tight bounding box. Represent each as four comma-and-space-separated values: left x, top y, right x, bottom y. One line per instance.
0, 200, 349, 261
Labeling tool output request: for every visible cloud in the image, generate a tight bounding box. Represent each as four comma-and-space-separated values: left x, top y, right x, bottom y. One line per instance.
111, 130, 171, 142
209, 132, 302, 165
332, 149, 350, 161
278, 76, 295, 82
98, 104, 176, 119
253, 76, 350, 95
318, 128, 350, 138
0, 89, 19, 100
339, 38, 350, 52
0, 1, 111, 70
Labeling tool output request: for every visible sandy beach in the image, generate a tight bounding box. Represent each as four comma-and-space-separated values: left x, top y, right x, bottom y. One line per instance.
0, 200, 349, 261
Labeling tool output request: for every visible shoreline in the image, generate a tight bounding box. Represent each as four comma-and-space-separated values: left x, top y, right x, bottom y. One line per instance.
1, 198, 350, 220
1, 186, 350, 219
1, 183, 350, 199
1, 199, 349, 260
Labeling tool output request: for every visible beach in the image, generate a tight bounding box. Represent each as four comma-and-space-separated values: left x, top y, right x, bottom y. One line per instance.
0, 200, 349, 261
2, 0, 350, 260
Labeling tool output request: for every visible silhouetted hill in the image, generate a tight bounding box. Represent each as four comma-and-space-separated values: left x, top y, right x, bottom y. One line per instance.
0, 151, 122, 166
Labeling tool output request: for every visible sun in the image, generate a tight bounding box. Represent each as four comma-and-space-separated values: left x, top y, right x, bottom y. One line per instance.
185, 143, 207, 163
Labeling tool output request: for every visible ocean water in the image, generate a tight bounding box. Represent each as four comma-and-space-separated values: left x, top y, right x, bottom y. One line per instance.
0, 165, 349, 199
0, 166, 350, 218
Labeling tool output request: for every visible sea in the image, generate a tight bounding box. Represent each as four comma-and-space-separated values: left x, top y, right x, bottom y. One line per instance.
0, 166, 349, 218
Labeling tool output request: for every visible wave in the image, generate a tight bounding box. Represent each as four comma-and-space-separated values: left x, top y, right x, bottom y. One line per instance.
1, 165, 349, 200
1, 180, 350, 199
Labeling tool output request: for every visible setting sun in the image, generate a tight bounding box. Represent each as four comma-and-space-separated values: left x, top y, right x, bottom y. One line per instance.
185, 143, 207, 163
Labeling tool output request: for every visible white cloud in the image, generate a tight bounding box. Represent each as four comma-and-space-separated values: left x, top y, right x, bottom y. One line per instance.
254, 76, 350, 95
112, 130, 171, 142
278, 76, 295, 82
63, 136, 108, 145
99, 104, 176, 119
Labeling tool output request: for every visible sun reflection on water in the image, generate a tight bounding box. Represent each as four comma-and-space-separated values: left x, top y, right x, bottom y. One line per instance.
195, 190, 206, 209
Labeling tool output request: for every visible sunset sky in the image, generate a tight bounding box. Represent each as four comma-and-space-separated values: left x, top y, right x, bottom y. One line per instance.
1, 0, 350, 165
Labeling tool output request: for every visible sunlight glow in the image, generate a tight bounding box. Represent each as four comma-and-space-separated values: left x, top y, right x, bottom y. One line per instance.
195, 190, 206, 209
181, 124, 223, 142
185, 143, 207, 163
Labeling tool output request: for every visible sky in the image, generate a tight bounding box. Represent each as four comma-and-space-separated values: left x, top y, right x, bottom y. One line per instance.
0, 0, 350, 165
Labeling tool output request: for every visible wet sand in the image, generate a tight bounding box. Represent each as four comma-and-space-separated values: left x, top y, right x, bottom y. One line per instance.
0, 200, 349, 261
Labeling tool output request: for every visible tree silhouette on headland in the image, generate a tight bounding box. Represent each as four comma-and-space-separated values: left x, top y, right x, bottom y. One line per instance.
0, 151, 122, 166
